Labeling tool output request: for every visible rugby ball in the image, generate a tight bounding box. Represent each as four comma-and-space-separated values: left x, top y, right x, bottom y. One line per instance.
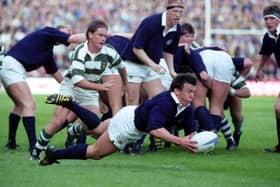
191, 131, 218, 153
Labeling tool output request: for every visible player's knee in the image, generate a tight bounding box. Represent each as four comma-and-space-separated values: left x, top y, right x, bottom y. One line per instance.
87, 145, 103, 160
22, 99, 36, 111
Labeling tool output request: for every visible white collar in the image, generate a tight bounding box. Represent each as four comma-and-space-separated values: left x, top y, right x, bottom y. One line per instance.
267, 23, 280, 39
170, 92, 190, 108
162, 12, 177, 33
85, 40, 100, 59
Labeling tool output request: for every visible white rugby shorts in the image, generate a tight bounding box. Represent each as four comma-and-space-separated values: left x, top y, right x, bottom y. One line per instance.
108, 105, 146, 150
59, 77, 99, 106
199, 50, 235, 84
159, 59, 172, 89
0, 56, 26, 88
124, 60, 160, 83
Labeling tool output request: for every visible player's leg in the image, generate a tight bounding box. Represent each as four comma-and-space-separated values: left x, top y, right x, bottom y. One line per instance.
66, 104, 100, 139
4, 88, 22, 149
39, 128, 118, 166
126, 82, 141, 105
1, 56, 38, 153
264, 94, 280, 153
209, 79, 230, 131
220, 116, 236, 150
229, 96, 244, 147
6, 82, 37, 155
208, 50, 235, 132
192, 81, 213, 131
101, 74, 124, 115
39, 106, 141, 165
142, 78, 165, 98
32, 105, 73, 159
123, 60, 143, 105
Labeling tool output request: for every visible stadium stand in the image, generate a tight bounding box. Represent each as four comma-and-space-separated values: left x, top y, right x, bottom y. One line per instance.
0, 0, 279, 79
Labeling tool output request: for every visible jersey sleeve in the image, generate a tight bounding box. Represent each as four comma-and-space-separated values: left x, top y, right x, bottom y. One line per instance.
259, 34, 274, 56
43, 56, 58, 74
145, 105, 170, 131
44, 27, 70, 46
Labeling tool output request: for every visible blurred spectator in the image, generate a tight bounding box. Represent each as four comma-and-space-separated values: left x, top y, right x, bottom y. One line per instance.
0, 0, 279, 79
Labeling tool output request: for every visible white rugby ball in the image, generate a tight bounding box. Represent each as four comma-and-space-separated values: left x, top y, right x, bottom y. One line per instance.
191, 131, 218, 153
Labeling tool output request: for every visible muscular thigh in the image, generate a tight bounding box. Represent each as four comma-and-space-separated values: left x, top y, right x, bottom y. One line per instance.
142, 78, 165, 98
192, 81, 208, 109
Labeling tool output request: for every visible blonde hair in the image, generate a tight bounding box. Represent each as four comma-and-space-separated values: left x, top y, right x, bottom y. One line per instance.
166, 0, 184, 9
167, 0, 184, 6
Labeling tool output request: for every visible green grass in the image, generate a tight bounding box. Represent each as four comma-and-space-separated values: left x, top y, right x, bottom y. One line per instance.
0, 93, 279, 187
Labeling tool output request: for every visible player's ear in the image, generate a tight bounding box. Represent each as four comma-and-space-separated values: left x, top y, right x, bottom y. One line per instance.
88, 32, 94, 39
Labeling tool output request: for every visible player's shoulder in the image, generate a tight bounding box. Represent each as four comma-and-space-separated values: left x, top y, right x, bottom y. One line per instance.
71, 43, 87, 60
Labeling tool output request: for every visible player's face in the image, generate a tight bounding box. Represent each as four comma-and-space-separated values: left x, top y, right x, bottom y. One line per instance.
180, 33, 195, 45
175, 83, 196, 106
166, 7, 184, 27
88, 27, 108, 52
264, 16, 280, 33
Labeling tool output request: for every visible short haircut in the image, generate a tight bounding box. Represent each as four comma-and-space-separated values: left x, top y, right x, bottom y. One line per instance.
167, 0, 184, 9
86, 19, 108, 40
181, 22, 195, 35
170, 73, 197, 91
55, 25, 71, 30
263, 5, 280, 18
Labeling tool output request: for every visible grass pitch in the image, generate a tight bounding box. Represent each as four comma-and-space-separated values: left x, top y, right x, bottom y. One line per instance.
0, 93, 279, 187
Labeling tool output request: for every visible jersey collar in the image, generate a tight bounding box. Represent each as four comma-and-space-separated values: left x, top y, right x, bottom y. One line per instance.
267, 23, 280, 40
162, 12, 177, 36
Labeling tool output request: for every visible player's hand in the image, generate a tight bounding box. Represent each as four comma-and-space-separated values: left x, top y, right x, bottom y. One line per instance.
170, 70, 177, 78
255, 71, 263, 82
180, 132, 198, 152
99, 80, 114, 91
183, 43, 191, 54
199, 71, 209, 81
151, 64, 166, 74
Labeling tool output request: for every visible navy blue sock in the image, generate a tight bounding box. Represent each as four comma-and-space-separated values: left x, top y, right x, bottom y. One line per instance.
66, 102, 100, 130
22, 116, 37, 151
8, 113, 21, 143
76, 134, 87, 144
50, 144, 88, 160
195, 106, 213, 130
211, 114, 222, 132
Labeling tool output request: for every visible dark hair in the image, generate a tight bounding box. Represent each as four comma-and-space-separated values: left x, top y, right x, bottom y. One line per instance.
263, 5, 280, 17
86, 19, 108, 40
170, 73, 197, 91
181, 22, 195, 35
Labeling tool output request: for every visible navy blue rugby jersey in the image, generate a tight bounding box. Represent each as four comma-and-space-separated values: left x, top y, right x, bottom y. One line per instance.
174, 46, 207, 77
134, 91, 197, 133
259, 32, 280, 66
122, 13, 181, 64
6, 27, 70, 74
106, 35, 129, 55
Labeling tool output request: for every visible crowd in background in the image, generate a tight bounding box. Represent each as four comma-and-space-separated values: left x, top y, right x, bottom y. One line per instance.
1, 0, 279, 79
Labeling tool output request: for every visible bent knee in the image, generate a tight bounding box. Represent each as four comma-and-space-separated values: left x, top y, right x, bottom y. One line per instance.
86, 145, 103, 160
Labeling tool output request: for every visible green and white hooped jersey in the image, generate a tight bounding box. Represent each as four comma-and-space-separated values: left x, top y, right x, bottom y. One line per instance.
66, 42, 123, 84
231, 71, 247, 89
